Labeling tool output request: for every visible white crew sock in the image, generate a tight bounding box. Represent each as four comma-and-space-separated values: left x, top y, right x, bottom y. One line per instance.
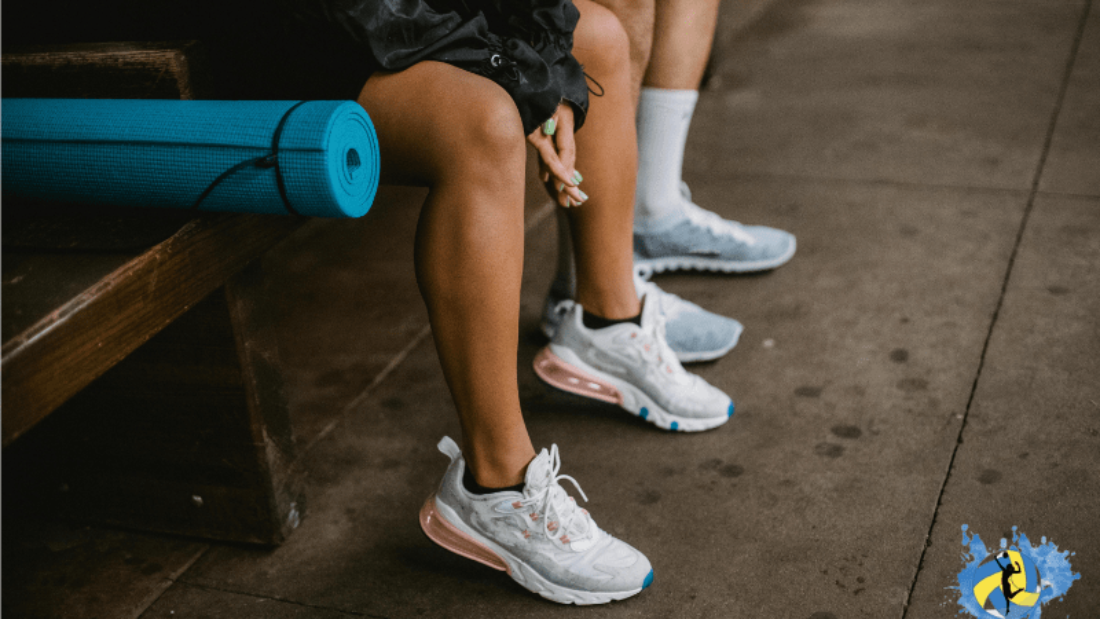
634, 87, 699, 232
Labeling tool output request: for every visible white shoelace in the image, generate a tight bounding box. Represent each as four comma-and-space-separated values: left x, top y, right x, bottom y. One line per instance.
519, 445, 592, 544
632, 309, 691, 383
637, 281, 688, 322
681, 200, 757, 246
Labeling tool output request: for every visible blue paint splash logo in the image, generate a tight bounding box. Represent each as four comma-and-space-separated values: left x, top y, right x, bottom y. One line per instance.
952, 525, 1080, 618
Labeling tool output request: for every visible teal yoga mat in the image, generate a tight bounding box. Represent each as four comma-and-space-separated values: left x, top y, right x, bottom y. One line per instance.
2, 99, 380, 218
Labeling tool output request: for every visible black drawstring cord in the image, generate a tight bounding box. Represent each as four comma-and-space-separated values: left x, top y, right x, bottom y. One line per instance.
585, 73, 605, 97
191, 100, 310, 215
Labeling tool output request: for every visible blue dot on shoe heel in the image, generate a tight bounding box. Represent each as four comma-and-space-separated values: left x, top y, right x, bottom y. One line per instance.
671, 421, 679, 431
728, 402, 735, 417
640, 407, 649, 419
642, 569, 654, 590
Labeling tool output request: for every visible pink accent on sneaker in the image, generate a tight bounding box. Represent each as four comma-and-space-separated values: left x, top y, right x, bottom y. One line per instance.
512, 501, 523, 509
419, 496, 510, 574
533, 347, 623, 405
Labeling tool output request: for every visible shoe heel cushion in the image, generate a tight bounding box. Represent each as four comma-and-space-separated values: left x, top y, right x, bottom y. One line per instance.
533, 347, 623, 405
419, 496, 510, 574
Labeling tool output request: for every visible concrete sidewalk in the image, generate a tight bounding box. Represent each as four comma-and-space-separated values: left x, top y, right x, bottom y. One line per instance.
4, 0, 1097, 617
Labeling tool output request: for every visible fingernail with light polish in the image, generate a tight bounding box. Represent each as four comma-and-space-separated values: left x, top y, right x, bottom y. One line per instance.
572, 171, 583, 184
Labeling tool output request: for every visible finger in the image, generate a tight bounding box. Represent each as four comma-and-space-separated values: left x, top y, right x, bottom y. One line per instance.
549, 180, 583, 207
558, 190, 571, 208
555, 115, 577, 176
532, 136, 574, 187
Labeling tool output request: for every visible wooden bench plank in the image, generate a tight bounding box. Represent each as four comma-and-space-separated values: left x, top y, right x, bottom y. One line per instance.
2, 39, 309, 544
2, 212, 304, 446
4, 266, 303, 543
2, 41, 210, 100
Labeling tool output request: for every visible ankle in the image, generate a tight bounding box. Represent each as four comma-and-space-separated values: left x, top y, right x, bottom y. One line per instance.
583, 307, 641, 329
574, 283, 640, 321
463, 466, 525, 495
465, 446, 535, 489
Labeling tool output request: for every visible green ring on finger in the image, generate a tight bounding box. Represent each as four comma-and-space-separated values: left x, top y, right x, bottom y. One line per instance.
542, 118, 557, 136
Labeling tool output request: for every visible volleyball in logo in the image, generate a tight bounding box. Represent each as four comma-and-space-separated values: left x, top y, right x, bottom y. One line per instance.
969, 549, 1041, 618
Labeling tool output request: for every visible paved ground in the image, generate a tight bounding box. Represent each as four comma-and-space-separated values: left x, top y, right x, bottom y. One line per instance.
4, 0, 1098, 617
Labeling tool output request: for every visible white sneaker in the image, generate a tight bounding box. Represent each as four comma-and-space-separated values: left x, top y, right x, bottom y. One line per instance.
541, 276, 743, 364
420, 437, 654, 604
534, 299, 734, 431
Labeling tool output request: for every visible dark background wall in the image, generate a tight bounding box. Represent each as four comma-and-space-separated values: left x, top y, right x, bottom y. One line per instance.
3, 0, 371, 101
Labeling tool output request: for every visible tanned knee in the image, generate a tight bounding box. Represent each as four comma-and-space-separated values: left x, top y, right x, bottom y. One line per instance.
575, 1, 632, 78
458, 80, 527, 172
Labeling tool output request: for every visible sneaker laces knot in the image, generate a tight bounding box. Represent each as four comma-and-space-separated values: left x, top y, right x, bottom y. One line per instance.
682, 201, 757, 246
636, 312, 686, 379
520, 445, 592, 544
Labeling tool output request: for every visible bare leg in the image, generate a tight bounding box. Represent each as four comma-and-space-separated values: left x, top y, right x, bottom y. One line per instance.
567, 0, 640, 321
554, 0, 720, 306
633, 0, 796, 275
586, 0, 655, 106
354, 4, 647, 486
357, 63, 534, 487
644, 0, 721, 90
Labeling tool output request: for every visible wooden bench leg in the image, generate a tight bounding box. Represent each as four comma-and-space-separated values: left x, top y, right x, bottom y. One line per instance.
4, 258, 304, 545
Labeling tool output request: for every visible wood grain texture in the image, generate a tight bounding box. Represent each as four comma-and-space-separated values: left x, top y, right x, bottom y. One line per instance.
4, 274, 303, 544
1, 41, 210, 99
1, 213, 305, 446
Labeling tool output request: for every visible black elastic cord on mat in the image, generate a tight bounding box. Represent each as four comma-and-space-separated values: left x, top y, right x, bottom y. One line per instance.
191, 100, 310, 215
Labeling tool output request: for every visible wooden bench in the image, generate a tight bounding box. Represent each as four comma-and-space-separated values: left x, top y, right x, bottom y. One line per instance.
2, 42, 308, 544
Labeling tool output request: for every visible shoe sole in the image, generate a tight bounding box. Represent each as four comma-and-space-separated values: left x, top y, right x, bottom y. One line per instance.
419, 495, 648, 605
533, 347, 732, 432
634, 238, 797, 276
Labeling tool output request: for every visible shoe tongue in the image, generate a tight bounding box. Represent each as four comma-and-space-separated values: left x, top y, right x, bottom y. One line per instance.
640, 294, 661, 328
523, 449, 554, 494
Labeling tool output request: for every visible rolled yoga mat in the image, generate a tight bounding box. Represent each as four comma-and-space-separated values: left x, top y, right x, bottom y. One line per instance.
2, 99, 380, 218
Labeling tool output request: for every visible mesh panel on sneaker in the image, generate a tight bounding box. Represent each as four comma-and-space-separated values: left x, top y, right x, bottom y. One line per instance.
633, 200, 796, 274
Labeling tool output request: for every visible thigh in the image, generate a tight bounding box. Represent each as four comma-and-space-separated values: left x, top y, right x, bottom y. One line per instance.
356, 61, 524, 187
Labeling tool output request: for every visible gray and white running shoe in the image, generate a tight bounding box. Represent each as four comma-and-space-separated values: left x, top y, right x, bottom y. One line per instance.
541, 275, 743, 364
420, 437, 654, 604
535, 300, 734, 432
634, 185, 796, 276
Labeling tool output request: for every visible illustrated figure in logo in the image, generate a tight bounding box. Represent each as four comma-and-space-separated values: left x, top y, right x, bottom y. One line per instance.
956, 526, 1080, 619
994, 551, 1025, 616
968, 547, 1041, 618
